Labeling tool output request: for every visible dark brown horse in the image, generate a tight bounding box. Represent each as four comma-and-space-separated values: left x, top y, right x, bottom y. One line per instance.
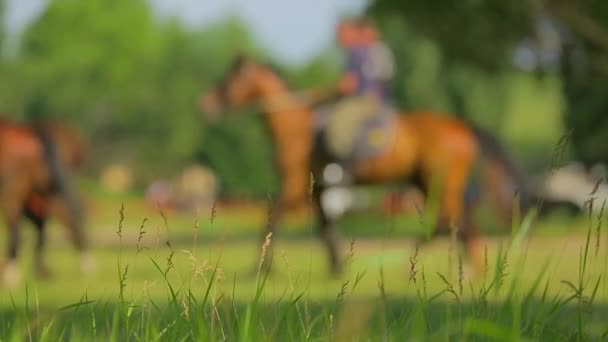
0, 118, 91, 287
199, 55, 532, 276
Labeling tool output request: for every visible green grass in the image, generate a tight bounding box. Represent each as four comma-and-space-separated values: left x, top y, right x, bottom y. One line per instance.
0, 195, 607, 340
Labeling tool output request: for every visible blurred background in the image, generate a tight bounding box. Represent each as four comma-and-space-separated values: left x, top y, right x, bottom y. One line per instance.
4, 0, 602, 198
1, 0, 608, 303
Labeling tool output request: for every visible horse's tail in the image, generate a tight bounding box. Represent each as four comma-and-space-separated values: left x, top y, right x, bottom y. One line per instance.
470, 125, 538, 221
35, 125, 86, 251
471, 125, 582, 222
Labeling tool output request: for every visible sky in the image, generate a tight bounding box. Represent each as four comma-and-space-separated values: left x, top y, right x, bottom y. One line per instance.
4, 0, 368, 65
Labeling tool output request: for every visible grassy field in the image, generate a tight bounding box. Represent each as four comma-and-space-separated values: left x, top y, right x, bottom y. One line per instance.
0, 193, 607, 340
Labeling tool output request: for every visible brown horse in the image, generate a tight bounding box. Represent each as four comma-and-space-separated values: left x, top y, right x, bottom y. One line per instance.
0, 118, 91, 287
200, 55, 531, 276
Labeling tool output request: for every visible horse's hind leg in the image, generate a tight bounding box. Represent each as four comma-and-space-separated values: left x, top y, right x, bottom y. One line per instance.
421, 150, 484, 274
312, 183, 342, 277
52, 198, 93, 274
460, 201, 485, 275
24, 205, 51, 279
439, 167, 485, 274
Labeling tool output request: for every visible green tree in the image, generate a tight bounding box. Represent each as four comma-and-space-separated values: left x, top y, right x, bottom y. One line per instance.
369, 14, 514, 135
183, 18, 281, 198
18, 0, 160, 120
368, 0, 608, 165
5, 0, 280, 197
0, 0, 5, 54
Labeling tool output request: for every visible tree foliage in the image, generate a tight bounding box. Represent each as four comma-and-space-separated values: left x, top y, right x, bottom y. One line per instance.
1, 0, 377, 197
0, 0, 589, 198
0, 0, 280, 196
369, 0, 608, 165
0, 0, 4, 53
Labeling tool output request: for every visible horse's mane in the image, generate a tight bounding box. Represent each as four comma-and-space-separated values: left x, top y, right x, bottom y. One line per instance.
226, 54, 286, 82
262, 62, 285, 79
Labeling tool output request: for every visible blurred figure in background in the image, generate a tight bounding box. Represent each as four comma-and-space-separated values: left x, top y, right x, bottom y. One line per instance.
0, 119, 92, 287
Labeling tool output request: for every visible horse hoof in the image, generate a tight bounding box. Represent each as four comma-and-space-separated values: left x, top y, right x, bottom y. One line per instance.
412, 236, 430, 252
329, 261, 344, 278
2, 261, 21, 289
330, 269, 344, 280
35, 267, 53, 280
80, 253, 96, 275
249, 266, 273, 280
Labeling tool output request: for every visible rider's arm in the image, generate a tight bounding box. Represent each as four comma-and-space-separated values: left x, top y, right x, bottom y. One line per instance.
338, 72, 359, 96
300, 71, 359, 108
364, 42, 395, 82
303, 51, 363, 107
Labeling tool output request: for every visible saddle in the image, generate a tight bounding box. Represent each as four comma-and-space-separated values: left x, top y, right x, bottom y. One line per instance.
315, 95, 397, 165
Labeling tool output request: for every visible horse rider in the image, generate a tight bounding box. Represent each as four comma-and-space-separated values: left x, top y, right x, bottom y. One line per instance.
337, 17, 394, 104
318, 17, 396, 174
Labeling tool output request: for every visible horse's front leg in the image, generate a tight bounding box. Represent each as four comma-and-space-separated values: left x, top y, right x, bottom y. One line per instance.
1, 178, 28, 288
312, 182, 343, 277
2, 217, 22, 288
255, 196, 282, 276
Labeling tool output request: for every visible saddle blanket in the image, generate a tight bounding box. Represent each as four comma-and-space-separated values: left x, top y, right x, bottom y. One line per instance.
315, 95, 397, 163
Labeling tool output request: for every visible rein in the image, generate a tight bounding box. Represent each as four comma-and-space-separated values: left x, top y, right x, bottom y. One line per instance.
214, 88, 338, 117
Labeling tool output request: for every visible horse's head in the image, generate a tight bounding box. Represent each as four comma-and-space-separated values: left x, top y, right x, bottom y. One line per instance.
199, 54, 281, 123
